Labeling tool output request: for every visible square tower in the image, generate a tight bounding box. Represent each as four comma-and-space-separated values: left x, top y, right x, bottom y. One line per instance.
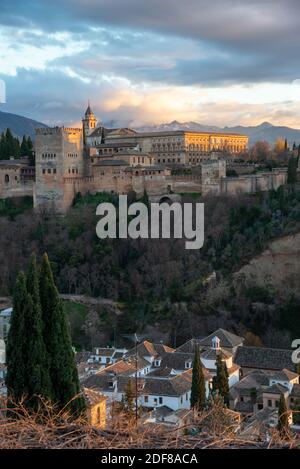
34, 127, 84, 212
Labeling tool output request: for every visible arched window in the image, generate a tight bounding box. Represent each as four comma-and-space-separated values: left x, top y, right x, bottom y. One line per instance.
97, 406, 101, 424
4, 174, 9, 183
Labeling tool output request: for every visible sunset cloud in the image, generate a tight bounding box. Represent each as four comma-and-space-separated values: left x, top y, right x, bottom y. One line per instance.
1, 1, 300, 128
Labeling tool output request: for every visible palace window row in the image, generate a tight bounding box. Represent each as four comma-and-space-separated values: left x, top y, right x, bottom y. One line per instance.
42, 153, 56, 159
42, 168, 57, 174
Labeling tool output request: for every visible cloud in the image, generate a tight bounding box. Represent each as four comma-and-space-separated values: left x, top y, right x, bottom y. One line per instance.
1, 1, 300, 127
2, 68, 300, 129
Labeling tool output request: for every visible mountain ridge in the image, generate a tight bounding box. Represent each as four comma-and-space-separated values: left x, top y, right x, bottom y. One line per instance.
0, 110, 47, 139
1, 109, 300, 145
134, 121, 300, 145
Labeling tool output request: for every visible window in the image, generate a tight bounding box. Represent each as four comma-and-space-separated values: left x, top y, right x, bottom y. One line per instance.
268, 399, 272, 407
144, 396, 148, 403
47, 169, 51, 174
53, 168, 57, 174
159, 397, 163, 405
42, 169, 46, 174
4, 174, 9, 183
106, 357, 110, 364
275, 400, 279, 408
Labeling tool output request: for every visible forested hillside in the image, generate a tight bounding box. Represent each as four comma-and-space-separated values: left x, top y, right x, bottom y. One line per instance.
0, 187, 299, 349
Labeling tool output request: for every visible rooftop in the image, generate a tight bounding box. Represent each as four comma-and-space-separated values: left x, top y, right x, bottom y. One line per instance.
234, 346, 296, 372
263, 383, 289, 395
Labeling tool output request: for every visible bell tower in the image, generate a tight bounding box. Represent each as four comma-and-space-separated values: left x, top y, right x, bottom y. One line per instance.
82, 101, 97, 138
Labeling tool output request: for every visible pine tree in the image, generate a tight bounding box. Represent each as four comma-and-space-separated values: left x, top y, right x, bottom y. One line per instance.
190, 346, 206, 410
5, 272, 28, 405
24, 255, 52, 409
39, 253, 85, 416
215, 354, 230, 407
277, 394, 289, 437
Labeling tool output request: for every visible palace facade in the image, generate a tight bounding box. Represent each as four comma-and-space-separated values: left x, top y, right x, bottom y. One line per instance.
0, 104, 288, 213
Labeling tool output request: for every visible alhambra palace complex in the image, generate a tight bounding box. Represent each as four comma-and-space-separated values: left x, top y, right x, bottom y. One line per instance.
0, 104, 288, 212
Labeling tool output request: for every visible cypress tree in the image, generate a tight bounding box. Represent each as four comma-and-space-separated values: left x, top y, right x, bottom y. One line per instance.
25, 254, 52, 409
39, 253, 85, 416
287, 157, 297, 184
277, 393, 289, 437
5, 272, 28, 405
20, 135, 28, 157
190, 346, 206, 410
216, 354, 230, 407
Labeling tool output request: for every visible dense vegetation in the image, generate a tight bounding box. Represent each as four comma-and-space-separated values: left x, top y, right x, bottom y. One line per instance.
0, 196, 33, 219
1, 186, 300, 348
0, 128, 33, 161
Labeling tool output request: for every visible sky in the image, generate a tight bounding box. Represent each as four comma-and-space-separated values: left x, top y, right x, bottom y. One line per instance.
1, 0, 300, 128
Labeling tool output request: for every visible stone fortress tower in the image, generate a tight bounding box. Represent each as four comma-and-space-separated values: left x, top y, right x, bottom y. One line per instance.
34, 126, 84, 212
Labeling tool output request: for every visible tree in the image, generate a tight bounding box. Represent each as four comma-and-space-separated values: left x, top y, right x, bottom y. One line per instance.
5, 272, 28, 405
190, 347, 206, 410
250, 141, 270, 161
244, 331, 263, 347
287, 157, 298, 184
215, 354, 229, 407
277, 394, 289, 437
24, 254, 52, 409
274, 138, 286, 157
284, 138, 288, 151
0, 128, 21, 160
39, 253, 86, 416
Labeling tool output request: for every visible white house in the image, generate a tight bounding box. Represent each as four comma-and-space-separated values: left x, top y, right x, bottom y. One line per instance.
268, 369, 299, 392
200, 336, 240, 387
88, 347, 127, 365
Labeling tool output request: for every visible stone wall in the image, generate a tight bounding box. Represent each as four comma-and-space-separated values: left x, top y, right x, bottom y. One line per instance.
0, 163, 34, 199
220, 169, 287, 195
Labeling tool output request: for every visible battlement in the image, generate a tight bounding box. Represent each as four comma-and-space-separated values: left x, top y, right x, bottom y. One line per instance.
35, 127, 82, 136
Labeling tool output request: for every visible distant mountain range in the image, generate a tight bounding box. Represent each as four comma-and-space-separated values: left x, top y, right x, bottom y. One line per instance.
1, 109, 300, 145
135, 120, 300, 145
0, 110, 47, 139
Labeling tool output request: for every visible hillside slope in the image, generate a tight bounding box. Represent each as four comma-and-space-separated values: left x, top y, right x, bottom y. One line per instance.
0, 110, 47, 139
234, 232, 300, 292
